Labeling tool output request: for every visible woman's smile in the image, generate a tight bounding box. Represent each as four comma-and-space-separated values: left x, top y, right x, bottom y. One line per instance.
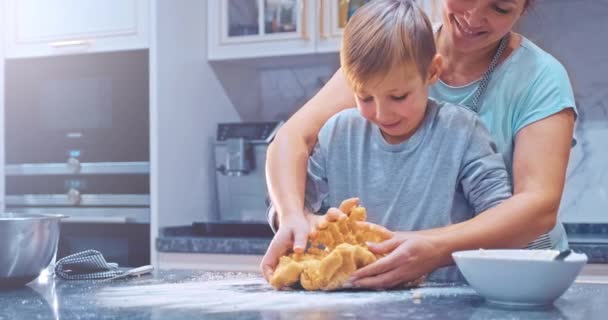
451, 15, 488, 40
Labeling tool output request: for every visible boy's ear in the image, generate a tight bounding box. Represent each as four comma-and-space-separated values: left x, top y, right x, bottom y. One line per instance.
426, 54, 443, 85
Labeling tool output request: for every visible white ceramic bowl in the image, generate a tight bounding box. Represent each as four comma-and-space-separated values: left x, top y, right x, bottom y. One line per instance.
452, 249, 587, 307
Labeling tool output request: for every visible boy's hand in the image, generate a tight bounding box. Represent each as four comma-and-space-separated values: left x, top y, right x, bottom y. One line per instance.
260, 198, 359, 283
260, 210, 335, 282
260, 211, 310, 282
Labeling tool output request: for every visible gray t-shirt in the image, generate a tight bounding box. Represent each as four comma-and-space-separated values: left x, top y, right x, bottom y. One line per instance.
303, 99, 512, 282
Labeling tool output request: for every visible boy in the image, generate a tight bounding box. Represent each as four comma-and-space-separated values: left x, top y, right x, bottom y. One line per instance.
268, 0, 511, 282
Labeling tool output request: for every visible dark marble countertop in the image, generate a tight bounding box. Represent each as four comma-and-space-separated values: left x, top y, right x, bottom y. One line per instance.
565, 224, 608, 263
157, 224, 608, 262
156, 226, 271, 255
1, 270, 607, 320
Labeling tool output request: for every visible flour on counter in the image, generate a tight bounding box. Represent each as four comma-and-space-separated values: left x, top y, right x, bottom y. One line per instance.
96, 278, 476, 313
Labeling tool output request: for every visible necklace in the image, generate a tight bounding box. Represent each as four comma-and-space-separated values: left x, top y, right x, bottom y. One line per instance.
469, 33, 510, 113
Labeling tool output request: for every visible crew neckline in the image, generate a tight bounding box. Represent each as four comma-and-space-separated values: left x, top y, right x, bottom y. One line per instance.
371, 99, 439, 153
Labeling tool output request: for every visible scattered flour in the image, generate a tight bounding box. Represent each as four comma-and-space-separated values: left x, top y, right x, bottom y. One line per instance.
96, 278, 476, 313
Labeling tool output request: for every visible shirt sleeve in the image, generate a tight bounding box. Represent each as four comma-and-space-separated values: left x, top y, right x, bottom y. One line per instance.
458, 118, 513, 214
514, 57, 577, 134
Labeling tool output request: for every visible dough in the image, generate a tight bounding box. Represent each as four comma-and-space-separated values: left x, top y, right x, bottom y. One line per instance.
270, 203, 389, 291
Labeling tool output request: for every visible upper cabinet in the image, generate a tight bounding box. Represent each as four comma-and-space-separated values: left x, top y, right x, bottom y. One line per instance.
4, 0, 150, 58
315, 0, 354, 53
207, 0, 316, 60
207, 0, 442, 61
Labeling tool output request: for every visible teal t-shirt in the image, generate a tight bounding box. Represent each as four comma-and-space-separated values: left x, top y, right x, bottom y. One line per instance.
430, 36, 577, 173
429, 36, 577, 250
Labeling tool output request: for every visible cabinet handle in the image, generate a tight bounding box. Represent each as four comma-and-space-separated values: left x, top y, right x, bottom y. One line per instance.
49, 39, 91, 48
301, 0, 309, 40
65, 216, 129, 224
319, 0, 327, 39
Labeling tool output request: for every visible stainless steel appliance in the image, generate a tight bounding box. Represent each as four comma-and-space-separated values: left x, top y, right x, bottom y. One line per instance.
214, 121, 282, 223
0, 213, 65, 288
4, 50, 150, 267
5, 50, 149, 165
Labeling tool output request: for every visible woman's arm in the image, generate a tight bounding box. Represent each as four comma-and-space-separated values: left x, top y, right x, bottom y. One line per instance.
351, 109, 575, 288
432, 108, 575, 262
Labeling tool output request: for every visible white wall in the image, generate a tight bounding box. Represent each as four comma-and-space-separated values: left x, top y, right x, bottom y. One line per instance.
151, 0, 240, 234
0, 0, 5, 212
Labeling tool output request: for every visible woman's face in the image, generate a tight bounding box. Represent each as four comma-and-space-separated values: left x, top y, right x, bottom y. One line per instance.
442, 0, 527, 53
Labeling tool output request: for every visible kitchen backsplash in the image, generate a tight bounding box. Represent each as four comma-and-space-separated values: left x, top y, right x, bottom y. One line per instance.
518, 0, 608, 223
259, 65, 336, 121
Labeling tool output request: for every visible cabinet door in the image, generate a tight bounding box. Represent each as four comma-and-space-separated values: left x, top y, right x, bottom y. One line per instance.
316, 0, 364, 53
4, 0, 149, 58
208, 0, 316, 60
316, 0, 442, 53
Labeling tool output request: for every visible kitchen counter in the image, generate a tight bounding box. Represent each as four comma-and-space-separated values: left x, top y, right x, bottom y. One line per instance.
1, 270, 607, 320
157, 224, 608, 262
565, 224, 608, 263
156, 226, 270, 255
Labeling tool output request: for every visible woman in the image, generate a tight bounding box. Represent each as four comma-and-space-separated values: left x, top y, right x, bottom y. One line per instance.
262, 0, 576, 289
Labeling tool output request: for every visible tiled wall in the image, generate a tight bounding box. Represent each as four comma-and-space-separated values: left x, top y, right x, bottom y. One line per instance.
259, 65, 336, 121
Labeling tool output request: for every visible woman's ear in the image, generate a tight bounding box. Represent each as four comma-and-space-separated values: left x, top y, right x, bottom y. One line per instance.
426, 54, 443, 85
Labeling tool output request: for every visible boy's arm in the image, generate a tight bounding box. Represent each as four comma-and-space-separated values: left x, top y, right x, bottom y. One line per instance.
458, 118, 512, 214
261, 141, 330, 281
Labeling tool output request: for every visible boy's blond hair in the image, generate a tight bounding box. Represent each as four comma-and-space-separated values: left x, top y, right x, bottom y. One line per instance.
340, 0, 436, 92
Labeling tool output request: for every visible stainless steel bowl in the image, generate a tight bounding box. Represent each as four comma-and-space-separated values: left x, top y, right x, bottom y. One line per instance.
0, 213, 65, 289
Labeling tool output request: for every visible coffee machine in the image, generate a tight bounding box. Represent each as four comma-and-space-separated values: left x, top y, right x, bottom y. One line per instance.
213, 121, 283, 223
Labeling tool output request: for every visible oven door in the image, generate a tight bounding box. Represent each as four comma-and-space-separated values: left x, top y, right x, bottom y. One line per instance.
4, 49, 149, 164
4, 173, 150, 223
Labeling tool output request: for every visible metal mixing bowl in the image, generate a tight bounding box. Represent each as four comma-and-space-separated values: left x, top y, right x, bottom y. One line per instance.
0, 213, 65, 289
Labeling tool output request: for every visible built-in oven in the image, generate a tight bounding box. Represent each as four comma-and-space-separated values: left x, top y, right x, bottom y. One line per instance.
4, 49, 149, 164
4, 49, 150, 267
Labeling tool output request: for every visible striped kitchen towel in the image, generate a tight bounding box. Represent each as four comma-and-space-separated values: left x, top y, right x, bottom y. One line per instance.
55, 250, 123, 280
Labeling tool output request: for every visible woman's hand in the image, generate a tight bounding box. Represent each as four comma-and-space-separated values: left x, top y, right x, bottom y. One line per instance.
349, 232, 445, 289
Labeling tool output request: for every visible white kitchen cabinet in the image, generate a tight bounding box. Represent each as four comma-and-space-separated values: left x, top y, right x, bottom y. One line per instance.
318, 0, 442, 52
4, 0, 150, 58
208, 0, 442, 60
314, 0, 350, 53
207, 0, 316, 60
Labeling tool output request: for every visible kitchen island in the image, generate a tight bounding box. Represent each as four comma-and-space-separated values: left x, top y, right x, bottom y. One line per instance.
0, 270, 606, 320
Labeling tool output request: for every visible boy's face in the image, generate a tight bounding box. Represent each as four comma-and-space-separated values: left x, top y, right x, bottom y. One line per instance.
354, 63, 433, 144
